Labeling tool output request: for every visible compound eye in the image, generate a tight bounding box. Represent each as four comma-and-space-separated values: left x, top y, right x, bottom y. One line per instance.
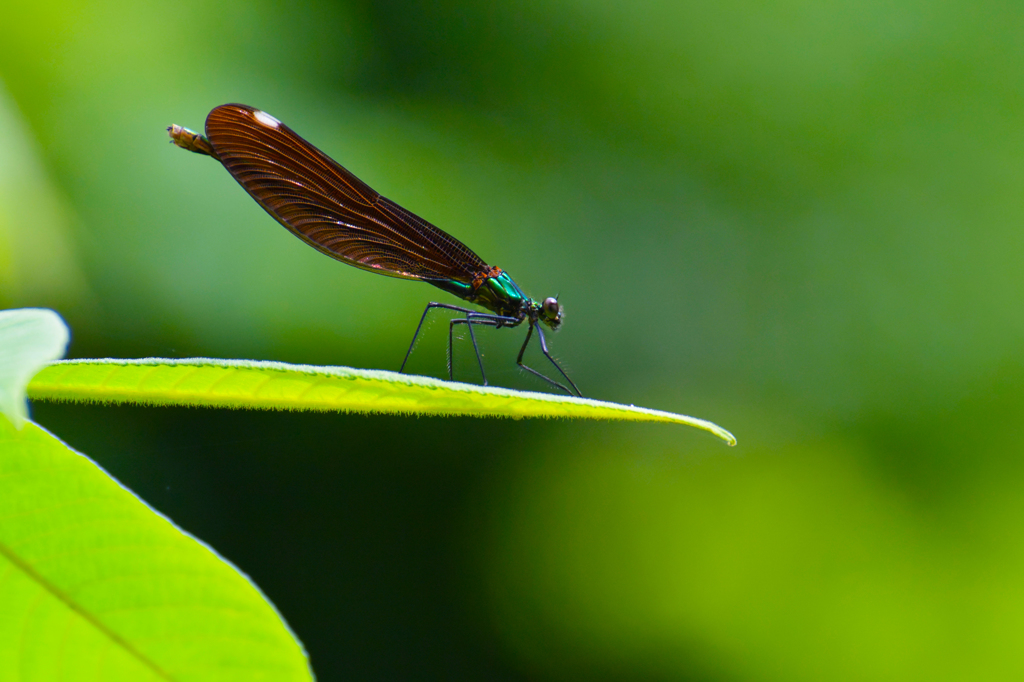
542, 297, 560, 318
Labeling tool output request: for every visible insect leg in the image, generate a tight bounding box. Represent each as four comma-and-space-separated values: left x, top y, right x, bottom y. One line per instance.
451, 313, 506, 385
515, 322, 582, 396
401, 302, 487, 374
534, 322, 582, 397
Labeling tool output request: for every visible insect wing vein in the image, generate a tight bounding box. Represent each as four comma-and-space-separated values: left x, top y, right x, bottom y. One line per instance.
204, 104, 488, 284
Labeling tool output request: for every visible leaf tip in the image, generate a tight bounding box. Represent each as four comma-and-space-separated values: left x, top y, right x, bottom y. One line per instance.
0, 308, 70, 428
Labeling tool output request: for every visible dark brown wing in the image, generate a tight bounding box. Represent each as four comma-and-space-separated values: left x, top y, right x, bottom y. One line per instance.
204, 103, 488, 283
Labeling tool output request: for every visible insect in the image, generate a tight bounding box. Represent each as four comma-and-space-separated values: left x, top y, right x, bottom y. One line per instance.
168, 104, 580, 396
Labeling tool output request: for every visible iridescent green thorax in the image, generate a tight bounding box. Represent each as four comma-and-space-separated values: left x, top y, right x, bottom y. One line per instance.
427, 268, 565, 330
428, 269, 529, 322
473, 270, 529, 319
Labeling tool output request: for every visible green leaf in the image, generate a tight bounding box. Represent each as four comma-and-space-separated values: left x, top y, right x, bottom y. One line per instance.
28, 358, 736, 445
0, 308, 69, 428
0, 416, 313, 681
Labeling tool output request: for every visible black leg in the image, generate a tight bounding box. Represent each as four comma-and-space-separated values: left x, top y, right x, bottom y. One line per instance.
450, 315, 499, 384
466, 316, 485, 382
401, 302, 496, 374
400, 302, 516, 382
447, 315, 455, 381
399, 303, 580, 395
516, 322, 582, 397
400, 303, 438, 374
534, 323, 582, 397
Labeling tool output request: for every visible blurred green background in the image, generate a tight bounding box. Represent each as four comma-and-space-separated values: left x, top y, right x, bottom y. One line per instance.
4, 0, 1023, 679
